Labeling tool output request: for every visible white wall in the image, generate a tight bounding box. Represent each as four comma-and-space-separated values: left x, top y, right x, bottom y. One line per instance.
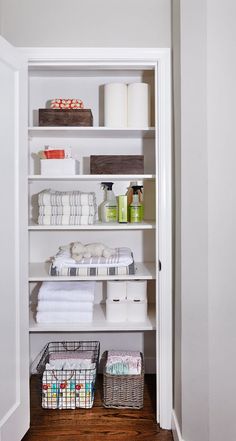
0, 0, 2, 35
173, 1, 236, 441
179, 1, 209, 440
172, 0, 182, 431
0, 0, 170, 47
207, 1, 236, 440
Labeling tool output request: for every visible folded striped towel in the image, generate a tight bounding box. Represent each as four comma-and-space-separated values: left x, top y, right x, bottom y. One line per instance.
52, 246, 134, 269
38, 190, 96, 207
39, 205, 96, 216
38, 214, 96, 225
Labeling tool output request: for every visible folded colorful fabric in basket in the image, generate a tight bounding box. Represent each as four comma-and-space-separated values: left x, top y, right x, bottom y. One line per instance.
46, 350, 95, 370
42, 369, 96, 409
50, 98, 84, 109
106, 350, 142, 375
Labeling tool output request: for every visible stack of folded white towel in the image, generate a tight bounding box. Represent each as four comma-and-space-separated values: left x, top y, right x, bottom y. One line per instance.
36, 281, 96, 323
37, 190, 97, 225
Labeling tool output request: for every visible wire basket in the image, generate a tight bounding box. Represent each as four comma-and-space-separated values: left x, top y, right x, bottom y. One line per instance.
103, 351, 144, 409
37, 341, 100, 410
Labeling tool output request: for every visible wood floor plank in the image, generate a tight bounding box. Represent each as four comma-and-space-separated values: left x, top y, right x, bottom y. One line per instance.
21, 375, 173, 441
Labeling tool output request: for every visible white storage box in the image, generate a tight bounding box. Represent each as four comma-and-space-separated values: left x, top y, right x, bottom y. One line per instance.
40, 159, 80, 176
106, 299, 127, 322
127, 299, 147, 322
126, 280, 147, 301
107, 281, 127, 301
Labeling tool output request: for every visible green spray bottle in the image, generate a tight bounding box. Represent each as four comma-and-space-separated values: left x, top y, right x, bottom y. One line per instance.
129, 185, 144, 223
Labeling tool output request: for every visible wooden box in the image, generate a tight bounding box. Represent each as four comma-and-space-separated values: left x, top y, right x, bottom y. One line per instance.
90, 155, 144, 174
38, 109, 93, 126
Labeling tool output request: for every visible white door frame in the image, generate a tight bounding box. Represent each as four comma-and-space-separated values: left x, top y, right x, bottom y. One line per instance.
22, 47, 172, 429
0, 36, 29, 441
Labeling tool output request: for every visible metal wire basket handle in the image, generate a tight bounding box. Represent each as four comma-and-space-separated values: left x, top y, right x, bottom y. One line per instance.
52, 370, 75, 382
62, 341, 81, 351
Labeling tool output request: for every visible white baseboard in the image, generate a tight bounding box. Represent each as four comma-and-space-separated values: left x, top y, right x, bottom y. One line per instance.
172, 410, 184, 441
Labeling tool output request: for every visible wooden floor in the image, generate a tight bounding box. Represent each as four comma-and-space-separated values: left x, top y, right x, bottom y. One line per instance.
22, 375, 173, 441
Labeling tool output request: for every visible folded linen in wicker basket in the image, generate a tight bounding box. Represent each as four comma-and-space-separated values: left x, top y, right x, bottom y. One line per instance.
46, 360, 95, 370
50, 350, 93, 361
106, 350, 142, 375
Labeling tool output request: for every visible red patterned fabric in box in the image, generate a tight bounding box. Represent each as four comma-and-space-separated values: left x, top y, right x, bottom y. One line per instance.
50, 99, 84, 109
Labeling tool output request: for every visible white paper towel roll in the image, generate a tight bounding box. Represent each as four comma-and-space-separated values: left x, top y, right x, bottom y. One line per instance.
107, 281, 127, 300
106, 299, 127, 322
104, 83, 127, 127
126, 280, 147, 301
127, 299, 147, 322
127, 82, 150, 127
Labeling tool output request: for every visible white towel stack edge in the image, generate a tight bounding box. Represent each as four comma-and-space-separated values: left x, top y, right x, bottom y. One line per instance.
36, 281, 96, 324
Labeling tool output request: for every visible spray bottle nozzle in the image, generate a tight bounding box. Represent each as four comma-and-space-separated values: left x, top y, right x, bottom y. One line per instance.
131, 185, 143, 194
101, 182, 114, 191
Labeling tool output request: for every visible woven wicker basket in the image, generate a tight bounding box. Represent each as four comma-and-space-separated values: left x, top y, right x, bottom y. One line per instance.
103, 352, 144, 409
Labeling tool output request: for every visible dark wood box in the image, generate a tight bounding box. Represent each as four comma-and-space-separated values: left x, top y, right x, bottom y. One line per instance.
90, 155, 144, 174
38, 109, 93, 126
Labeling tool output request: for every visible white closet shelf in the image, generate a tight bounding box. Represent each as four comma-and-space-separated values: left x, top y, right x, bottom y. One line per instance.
28, 174, 155, 181
29, 304, 156, 332
28, 262, 156, 281
28, 220, 156, 230
28, 126, 155, 138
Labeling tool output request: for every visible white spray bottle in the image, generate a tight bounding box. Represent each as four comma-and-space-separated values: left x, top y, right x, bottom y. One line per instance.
100, 182, 118, 222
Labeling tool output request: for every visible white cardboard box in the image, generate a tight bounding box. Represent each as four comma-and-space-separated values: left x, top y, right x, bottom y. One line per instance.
40, 159, 80, 175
